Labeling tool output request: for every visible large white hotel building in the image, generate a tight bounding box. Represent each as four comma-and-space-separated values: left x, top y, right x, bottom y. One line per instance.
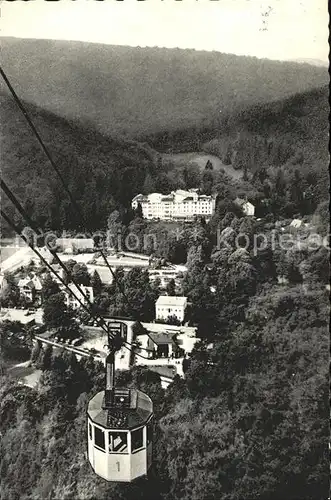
131, 189, 216, 221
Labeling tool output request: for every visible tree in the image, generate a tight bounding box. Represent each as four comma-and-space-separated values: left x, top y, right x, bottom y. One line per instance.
290, 169, 304, 211
30, 341, 41, 364
150, 277, 162, 295
219, 212, 235, 231
243, 164, 248, 181
135, 202, 143, 219
0, 320, 31, 361
300, 246, 330, 285
271, 168, 287, 212
90, 270, 102, 296
0, 277, 20, 309
181, 163, 201, 190
126, 216, 148, 253
205, 159, 213, 170
181, 165, 190, 189
142, 173, 156, 194
123, 268, 157, 321
93, 292, 111, 315
42, 292, 79, 339
38, 344, 53, 371
107, 210, 124, 250
72, 263, 90, 286
41, 273, 60, 302
165, 314, 181, 326
201, 170, 214, 195
62, 259, 77, 285
312, 200, 329, 236
166, 279, 176, 296
43, 292, 67, 328
21, 226, 37, 247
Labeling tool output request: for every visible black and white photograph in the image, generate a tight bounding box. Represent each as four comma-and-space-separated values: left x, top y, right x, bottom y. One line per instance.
0, 1, 329, 499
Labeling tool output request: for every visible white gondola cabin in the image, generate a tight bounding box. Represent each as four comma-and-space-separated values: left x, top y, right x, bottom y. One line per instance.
87, 333, 153, 482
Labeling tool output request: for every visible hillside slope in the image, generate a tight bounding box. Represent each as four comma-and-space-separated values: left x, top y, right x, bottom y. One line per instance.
1, 37, 328, 137
0, 91, 157, 233
224, 84, 329, 166
146, 85, 329, 180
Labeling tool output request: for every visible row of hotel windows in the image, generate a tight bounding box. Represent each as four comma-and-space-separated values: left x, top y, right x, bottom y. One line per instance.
88, 423, 152, 454
145, 207, 212, 213
141, 200, 211, 204
143, 204, 211, 208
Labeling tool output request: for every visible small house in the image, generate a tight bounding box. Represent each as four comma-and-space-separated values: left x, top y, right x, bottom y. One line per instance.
234, 198, 255, 216
155, 295, 188, 323
18, 277, 35, 303
64, 283, 94, 310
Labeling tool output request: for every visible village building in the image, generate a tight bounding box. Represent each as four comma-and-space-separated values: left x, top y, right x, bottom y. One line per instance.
136, 323, 199, 380
148, 264, 187, 289
155, 295, 188, 323
234, 197, 255, 216
290, 218, 304, 228
64, 283, 94, 310
17, 274, 43, 304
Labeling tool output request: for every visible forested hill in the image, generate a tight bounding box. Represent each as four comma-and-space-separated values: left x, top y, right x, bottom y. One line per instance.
0, 91, 157, 232
1, 37, 328, 137
1, 84, 329, 235
147, 85, 329, 161
202, 85, 330, 185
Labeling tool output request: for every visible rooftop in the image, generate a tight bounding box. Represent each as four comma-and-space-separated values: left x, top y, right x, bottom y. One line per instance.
147, 365, 177, 379
87, 265, 113, 284
132, 190, 215, 205
148, 332, 176, 345
18, 278, 34, 288
87, 388, 153, 429
156, 295, 187, 307
234, 197, 246, 206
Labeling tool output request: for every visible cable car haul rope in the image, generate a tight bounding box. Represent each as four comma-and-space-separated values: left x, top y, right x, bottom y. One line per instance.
0, 67, 154, 483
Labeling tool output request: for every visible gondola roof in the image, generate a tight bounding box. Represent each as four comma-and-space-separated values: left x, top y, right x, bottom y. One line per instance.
88, 388, 153, 430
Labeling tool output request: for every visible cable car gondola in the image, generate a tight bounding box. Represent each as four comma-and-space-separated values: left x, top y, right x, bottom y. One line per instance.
87, 331, 154, 482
